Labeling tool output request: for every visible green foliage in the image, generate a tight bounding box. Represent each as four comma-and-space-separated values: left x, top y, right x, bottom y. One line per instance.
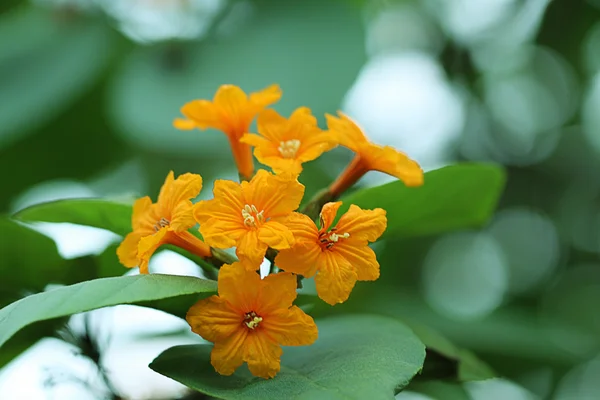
15, 198, 133, 237
150, 315, 426, 400
342, 164, 506, 239
407, 322, 496, 381
0, 218, 64, 303
0, 274, 216, 348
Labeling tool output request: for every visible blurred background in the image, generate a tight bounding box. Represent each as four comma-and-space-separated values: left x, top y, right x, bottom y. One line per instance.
1, 0, 600, 398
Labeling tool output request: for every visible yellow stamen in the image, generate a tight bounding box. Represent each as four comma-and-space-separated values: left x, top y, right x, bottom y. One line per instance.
328, 232, 350, 242
244, 311, 263, 329
241, 204, 265, 227
153, 217, 170, 232
278, 139, 301, 159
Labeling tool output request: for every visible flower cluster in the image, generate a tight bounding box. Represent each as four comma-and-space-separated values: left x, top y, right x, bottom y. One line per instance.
118, 84, 423, 379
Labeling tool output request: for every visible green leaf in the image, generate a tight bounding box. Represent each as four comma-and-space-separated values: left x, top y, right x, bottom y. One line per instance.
150, 314, 425, 400
407, 322, 495, 381
342, 164, 505, 239
14, 198, 133, 236
407, 381, 471, 400
0, 274, 217, 349
0, 218, 64, 301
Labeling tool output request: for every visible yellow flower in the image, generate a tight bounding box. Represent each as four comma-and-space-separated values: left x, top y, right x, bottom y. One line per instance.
240, 107, 337, 176
186, 262, 318, 379
275, 202, 386, 305
117, 171, 210, 274
326, 111, 423, 197
174, 84, 282, 180
194, 170, 304, 266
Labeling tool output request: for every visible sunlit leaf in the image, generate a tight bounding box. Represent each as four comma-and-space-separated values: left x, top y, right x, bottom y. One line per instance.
0, 274, 217, 349
150, 314, 425, 399
342, 164, 506, 239
14, 198, 133, 236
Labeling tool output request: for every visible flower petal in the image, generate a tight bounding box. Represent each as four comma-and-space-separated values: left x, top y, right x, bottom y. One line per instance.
257, 271, 298, 311
249, 84, 282, 108
319, 201, 342, 231
367, 145, 424, 187
198, 217, 245, 249
243, 332, 282, 379
334, 242, 380, 281
132, 196, 156, 231
243, 170, 304, 217
116, 231, 143, 268
211, 327, 248, 376
255, 109, 288, 142
336, 205, 387, 242
275, 241, 321, 278
258, 221, 294, 250
159, 173, 203, 232
262, 306, 318, 346
137, 228, 169, 274
325, 111, 368, 152
218, 262, 261, 312
284, 212, 319, 241
314, 251, 358, 305
236, 230, 268, 265
173, 117, 197, 130
194, 179, 244, 224
180, 99, 225, 131
186, 296, 241, 342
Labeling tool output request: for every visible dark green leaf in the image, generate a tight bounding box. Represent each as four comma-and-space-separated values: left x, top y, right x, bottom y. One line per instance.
342, 164, 506, 239
0, 218, 64, 298
0, 274, 217, 349
407, 381, 471, 400
150, 314, 425, 400
14, 198, 133, 236
407, 321, 496, 381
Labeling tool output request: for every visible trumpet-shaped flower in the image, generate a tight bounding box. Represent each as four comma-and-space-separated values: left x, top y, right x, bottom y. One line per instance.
275, 202, 386, 305
240, 107, 337, 176
174, 84, 282, 180
117, 171, 210, 273
186, 262, 318, 379
326, 111, 423, 197
194, 170, 304, 266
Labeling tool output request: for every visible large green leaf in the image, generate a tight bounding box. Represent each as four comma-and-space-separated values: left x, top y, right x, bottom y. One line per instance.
0, 218, 64, 301
342, 164, 505, 239
407, 321, 495, 381
14, 198, 133, 236
150, 314, 425, 400
0, 274, 217, 349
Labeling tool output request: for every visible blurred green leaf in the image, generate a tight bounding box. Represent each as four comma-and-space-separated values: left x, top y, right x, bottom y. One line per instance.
408, 321, 496, 381
0, 218, 64, 301
0, 7, 113, 147
342, 164, 506, 239
407, 381, 471, 400
0, 274, 216, 349
14, 198, 133, 236
150, 315, 425, 400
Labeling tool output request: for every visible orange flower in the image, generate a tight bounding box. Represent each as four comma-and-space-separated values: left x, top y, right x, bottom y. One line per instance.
194, 170, 304, 266
240, 107, 337, 176
275, 202, 386, 305
117, 171, 210, 274
186, 262, 318, 379
174, 84, 282, 180
326, 111, 423, 197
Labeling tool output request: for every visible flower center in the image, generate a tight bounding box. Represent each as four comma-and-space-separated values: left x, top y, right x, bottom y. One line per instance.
243, 311, 263, 330
278, 139, 301, 159
241, 204, 265, 228
153, 217, 170, 232
318, 227, 350, 249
